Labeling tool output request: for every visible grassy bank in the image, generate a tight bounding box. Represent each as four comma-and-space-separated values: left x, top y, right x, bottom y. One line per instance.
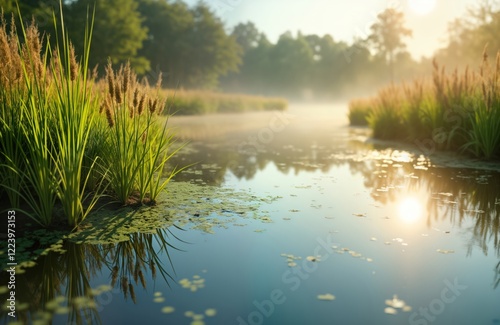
348, 51, 500, 160
0, 12, 181, 228
164, 89, 288, 115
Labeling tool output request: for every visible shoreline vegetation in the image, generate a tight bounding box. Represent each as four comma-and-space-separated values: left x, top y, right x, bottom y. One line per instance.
0, 11, 179, 228
0, 9, 285, 230
164, 89, 287, 115
348, 50, 500, 161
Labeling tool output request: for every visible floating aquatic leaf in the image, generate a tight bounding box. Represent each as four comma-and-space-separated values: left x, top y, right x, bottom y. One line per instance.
384, 307, 397, 315
436, 249, 455, 254
402, 306, 412, 312
317, 293, 335, 301
192, 314, 204, 320
161, 306, 175, 314
154, 291, 163, 297
190, 321, 205, 325
205, 308, 217, 317
154, 297, 165, 303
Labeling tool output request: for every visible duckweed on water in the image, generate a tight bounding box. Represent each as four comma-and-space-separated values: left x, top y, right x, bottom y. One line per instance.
437, 249, 455, 254
280, 253, 302, 267
205, 308, 217, 317
179, 275, 206, 292
1, 181, 277, 268
317, 293, 336, 301
161, 306, 175, 314
384, 295, 412, 314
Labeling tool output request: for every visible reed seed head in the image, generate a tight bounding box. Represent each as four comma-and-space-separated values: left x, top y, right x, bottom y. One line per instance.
69, 44, 78, 81
121, 277, 129, 297
106, 61, 115, 101
138, 94, 146, 115
123, 62, 131, 94
132, 88, 139, 110
129, 284, 136, 304
105, 106, 115, 128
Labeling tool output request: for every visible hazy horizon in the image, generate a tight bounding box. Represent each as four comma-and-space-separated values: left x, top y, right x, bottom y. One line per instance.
186, 0, 479, 60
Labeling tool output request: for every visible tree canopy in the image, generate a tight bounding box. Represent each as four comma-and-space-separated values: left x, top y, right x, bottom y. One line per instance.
367, 8, 412, 82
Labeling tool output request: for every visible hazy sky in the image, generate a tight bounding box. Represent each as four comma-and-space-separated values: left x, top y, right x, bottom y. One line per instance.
186, 0, 479, 59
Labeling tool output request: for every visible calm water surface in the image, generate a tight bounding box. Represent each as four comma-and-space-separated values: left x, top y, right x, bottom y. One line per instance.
2, 103, 500, 325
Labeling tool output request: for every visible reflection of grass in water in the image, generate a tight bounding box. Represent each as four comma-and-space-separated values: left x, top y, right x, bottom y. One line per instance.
495, 261, 500, 289
0, 180, 277, 322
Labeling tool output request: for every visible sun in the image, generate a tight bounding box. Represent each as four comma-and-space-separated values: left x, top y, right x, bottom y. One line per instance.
408, 0, 436, 15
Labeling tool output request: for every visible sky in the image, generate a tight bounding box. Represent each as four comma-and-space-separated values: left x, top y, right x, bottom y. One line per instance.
185, 0, 479, 60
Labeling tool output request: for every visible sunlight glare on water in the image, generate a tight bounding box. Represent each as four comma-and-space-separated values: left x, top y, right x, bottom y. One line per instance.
398, 196, 424, 224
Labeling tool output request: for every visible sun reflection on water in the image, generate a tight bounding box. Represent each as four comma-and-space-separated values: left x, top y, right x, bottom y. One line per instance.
398, 196, 423, 223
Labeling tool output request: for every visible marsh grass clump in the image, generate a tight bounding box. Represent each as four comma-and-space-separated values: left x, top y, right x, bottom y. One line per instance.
165, 89, 288, 115
0, 5, 183, 228
348, 50, 500, 160
347, 99, 374, 126
99, 61, 183, 206
367, 85, 406, 140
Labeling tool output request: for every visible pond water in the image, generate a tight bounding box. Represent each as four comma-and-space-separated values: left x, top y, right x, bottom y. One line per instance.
2, 103, 500, 325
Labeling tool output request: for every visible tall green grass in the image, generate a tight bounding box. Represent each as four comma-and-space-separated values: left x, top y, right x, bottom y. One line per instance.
100, 62, 183, 205
0, 5, 183, 227
348, 50, 500, 160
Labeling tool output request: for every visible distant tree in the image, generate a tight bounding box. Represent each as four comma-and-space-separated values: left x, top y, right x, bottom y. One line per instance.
232, 21, 261, 53
67, 0, 149, 73
137, 0, 193, 85
138, 1, 241, 89
367, 8, 412, 82
0, 0, 59, 38
437, 0, 500, 66
268, 31, 314, 95
182, 3, 241, 89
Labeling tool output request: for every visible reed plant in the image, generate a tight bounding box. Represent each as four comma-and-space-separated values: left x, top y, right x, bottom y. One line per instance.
0, 17, 59, 226
367, 85, 406, 140
0, 4, 184, 227
347, 98, 373, 126
348, 49, 500, 160
100, 62, 183, 205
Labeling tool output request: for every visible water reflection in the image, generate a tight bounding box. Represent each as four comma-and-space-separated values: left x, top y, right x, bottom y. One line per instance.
170, 109, 500, 286
0, 227, 181, 324
397, 196, 424, 223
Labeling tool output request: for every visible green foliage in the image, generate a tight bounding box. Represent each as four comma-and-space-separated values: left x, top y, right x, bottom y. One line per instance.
67, 0, 149, 73
137, 0, 241, 89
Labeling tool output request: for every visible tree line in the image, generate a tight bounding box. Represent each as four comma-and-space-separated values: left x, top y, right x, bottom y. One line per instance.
1, 0, 499, 98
